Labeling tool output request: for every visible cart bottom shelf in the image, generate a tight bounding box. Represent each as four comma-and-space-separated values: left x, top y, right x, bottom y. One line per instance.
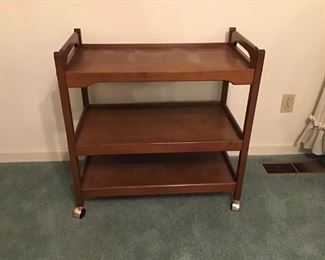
81, 152, 236, 198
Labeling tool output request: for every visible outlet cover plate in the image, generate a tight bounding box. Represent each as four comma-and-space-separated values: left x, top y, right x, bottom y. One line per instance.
280, 94, 295, 113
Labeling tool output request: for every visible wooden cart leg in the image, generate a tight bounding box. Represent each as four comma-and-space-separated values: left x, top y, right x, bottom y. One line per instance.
232, 149, 248, 211
232, 49, 265, 211
70, 152, 84, 206
70, 153, 86, 219
55, 51, 86, 218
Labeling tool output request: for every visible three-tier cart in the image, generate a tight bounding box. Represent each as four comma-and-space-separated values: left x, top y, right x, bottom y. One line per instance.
54, 27, 265, 218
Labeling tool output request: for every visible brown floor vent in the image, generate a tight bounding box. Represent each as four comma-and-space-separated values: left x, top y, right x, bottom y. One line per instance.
263, 161, 325, 174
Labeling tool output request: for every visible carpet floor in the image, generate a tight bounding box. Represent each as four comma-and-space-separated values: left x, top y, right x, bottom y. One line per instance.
0, 154, 324, 260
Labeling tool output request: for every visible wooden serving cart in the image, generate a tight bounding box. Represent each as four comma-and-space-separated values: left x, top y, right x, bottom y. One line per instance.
54, 27, 265, 218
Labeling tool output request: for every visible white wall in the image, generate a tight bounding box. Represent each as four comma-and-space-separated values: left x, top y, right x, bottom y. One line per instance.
1, 0, 324, 161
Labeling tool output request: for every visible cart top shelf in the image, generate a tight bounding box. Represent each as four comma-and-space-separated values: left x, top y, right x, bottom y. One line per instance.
55, 28, 262, 87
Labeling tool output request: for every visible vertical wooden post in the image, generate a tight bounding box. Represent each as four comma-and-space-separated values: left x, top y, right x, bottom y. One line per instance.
221, 27, 236, 105
81, 88, 89, 108
74, 28, 89, 108
233, 49, 265, 201
220, 81, 229, 104
54, 51, 84, 207
228, 27, 237, 44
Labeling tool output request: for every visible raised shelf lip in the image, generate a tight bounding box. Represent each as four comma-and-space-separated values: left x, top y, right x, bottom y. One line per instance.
81, 152, 236, 198
64, 42, 255, 87
65, 72, 254, 87
82, 182, 236, 198
76, 140, 243, 156
75, 101, 243, 156
82, 42, 227, 48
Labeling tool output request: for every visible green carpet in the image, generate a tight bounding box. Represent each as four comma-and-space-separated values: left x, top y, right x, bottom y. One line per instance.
0, 155, 324, 260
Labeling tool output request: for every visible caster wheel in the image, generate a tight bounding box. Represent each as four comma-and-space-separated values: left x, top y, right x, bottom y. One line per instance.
73, 207, 86, 219
231, 200, 240, 212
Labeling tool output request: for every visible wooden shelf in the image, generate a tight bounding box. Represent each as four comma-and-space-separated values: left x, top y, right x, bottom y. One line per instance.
75, 102, 243, 155
65, 43, 254, 87
81, 152, 236, 198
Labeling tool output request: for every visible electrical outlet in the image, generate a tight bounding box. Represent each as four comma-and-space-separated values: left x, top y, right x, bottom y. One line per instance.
280, 94, 295, 113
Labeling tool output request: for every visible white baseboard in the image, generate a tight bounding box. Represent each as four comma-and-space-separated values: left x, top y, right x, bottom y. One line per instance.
248, 144, 304, 155
0, 150, 69, 162
0, 144, 304, 163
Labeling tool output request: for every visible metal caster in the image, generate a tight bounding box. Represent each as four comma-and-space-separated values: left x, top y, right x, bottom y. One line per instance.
73, 207, 86, 219
231, 200, 240, 212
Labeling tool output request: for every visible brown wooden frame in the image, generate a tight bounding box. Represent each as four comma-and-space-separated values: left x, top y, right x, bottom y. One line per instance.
54, 27, 265, 215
